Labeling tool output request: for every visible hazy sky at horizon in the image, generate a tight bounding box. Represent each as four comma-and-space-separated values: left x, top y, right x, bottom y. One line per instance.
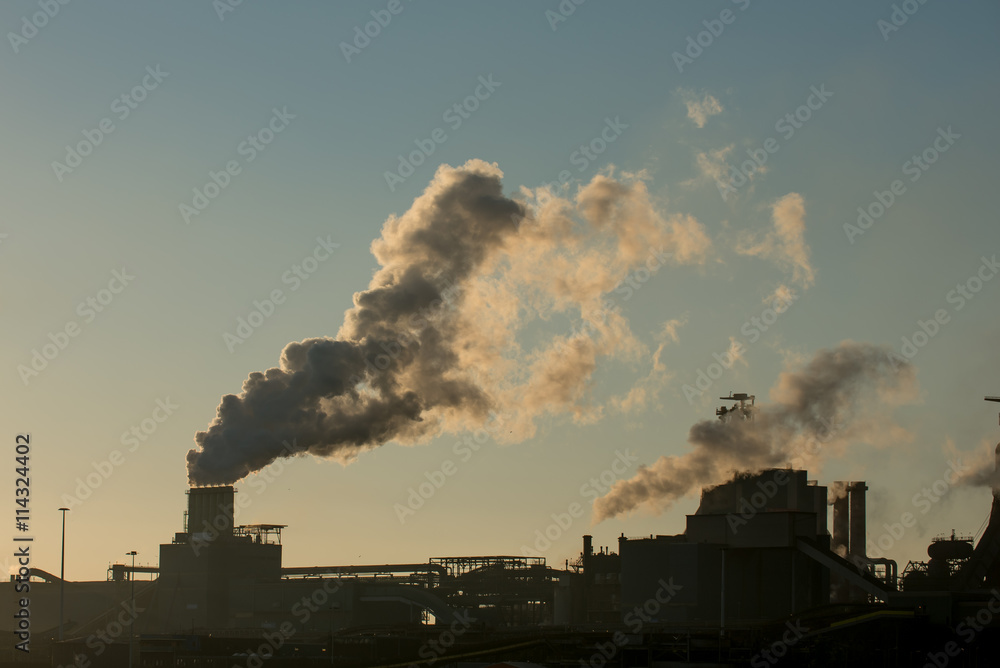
2, 0, 999, 580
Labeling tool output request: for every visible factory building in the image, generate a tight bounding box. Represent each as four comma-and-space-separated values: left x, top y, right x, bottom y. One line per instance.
5, 466, 999, 666
144, 485, 452, 634
4, 398, 1000, 665
618, 469, 832, 625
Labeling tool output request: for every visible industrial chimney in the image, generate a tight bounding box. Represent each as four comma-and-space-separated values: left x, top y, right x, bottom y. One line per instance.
832, 488, 850, 556
994, 440, 1000, 500
186, 486, 235, 542
848, 481, 868, 561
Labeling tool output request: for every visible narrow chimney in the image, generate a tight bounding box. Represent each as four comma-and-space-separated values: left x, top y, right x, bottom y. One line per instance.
994, 441, 1000, 500
832, 483, 850, 555
848, 481, 867, 559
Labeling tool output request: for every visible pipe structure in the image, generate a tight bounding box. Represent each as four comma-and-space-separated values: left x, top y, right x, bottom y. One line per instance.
281, 563, 448, 578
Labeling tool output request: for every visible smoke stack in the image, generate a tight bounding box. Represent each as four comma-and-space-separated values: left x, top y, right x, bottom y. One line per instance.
583, 535, 593, 559
187, 486, 235, 542
832, 484, 850, 555
848, 481, 867, 560
994, 441, 1000, 499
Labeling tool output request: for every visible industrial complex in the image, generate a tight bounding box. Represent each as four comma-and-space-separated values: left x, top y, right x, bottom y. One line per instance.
4, 396, 1000, 667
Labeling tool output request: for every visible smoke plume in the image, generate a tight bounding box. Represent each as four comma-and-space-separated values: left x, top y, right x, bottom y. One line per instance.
187, 160, 712, 484
827, 480, 849, 504
949, 437, 1000, 491
592, 341, 918, 522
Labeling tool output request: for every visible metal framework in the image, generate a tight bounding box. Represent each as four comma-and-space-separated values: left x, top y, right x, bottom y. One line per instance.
233, 523, 286, 545
429, 556, 553, 626
429, 555, 544, 577
107, 563, 160, 582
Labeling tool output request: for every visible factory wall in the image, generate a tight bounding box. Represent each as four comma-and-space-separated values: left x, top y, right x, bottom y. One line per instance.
620, 470, 830, 625
148, 538, 282, 630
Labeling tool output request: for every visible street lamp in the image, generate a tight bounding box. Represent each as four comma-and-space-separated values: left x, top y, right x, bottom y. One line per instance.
127, 551, 137, 668
58, 508, 69, 642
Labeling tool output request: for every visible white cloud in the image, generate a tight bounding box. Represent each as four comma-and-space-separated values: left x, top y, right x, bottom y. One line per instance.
679, 89, 724, 128
683, 145, 733, 188
737, 193, 815, 289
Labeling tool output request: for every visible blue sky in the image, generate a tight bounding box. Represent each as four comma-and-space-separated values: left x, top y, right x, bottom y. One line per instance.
2, 0, 999, 579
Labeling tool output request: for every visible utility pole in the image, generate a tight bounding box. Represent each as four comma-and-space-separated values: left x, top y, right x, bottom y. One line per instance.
127, 550, 137, 668
58, 508, 69, 642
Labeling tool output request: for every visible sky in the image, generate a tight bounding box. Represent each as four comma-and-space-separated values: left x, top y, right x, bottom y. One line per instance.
2, 0, 999, 581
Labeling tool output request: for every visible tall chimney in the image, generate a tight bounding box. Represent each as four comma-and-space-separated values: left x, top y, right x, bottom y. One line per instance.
848, 481, 867, 560
994, 441, 1000, 500
832, 484, 850, 555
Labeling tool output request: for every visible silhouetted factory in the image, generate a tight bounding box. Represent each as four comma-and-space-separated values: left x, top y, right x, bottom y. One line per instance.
5, 400, 1000, 666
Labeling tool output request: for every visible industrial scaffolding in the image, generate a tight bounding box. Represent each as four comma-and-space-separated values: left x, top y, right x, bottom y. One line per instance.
430, 556, 553, 626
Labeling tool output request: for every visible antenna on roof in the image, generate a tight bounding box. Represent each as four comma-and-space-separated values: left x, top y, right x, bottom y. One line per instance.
717, 392, 755, 422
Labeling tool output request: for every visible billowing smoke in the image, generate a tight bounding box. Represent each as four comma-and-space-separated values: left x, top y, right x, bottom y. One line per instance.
950, 440, 1000, 491
827, 480, 849, 504
955, 466, 1000, 490
592, 342, 918, 522
188, 160, 713, 484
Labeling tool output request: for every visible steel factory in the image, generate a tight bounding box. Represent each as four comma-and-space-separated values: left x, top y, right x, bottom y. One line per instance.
4, 396, 1000, 667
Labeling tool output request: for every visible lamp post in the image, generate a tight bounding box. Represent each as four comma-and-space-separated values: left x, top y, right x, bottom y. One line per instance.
58, 507, 69, 642
127, 551, 137, 668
